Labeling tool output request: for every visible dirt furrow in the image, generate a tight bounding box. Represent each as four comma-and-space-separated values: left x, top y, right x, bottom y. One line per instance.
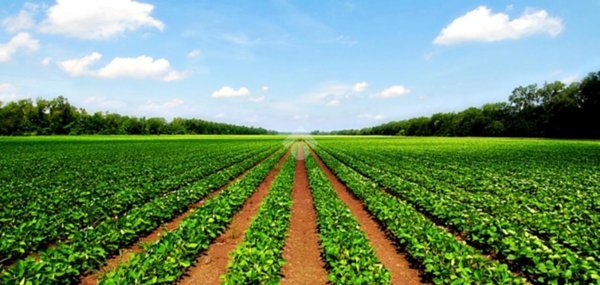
176, 150, 291, 285
309, 147, 425, 285
280, 146, 329, 285
79, 149, 284, 285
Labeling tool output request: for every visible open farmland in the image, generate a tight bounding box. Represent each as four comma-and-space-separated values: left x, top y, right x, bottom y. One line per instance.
1, 136, 599, 284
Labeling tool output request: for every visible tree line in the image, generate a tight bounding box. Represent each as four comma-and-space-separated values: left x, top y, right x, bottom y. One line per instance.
0, 96, 275, 135
316, 70, 600, 138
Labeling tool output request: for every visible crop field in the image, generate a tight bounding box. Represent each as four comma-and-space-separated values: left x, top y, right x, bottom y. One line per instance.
1, 136, 599, 284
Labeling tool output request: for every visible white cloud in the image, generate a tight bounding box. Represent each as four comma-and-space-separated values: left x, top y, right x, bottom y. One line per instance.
0, 83, 26, 102
2, 4, 37, 33
40, 0, 164, 39
248, 95, 266, 103
140, 98, 184, 111
352, 81, 368, 92
261, 86, 270, 92
434, 6, 563, 45
0, 32, 39, 62
97, 56, 182, 81
211, 86, 250, 98
357, 113, 385, 121
84, 96, 126, 108
41, 57, 52, 65
370, 85, 411, 99
58, 52, 188, 82
188, 49, 202, 58
58, 52, 102, 76
161, 70, 190, 82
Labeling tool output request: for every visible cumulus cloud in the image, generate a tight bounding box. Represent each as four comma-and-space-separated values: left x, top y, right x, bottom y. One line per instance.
2, 4, 37, 33
434, 6, 563, 45
261, 86, 270, 92
97, 56, 185, 81
0, 32, 39, 62
211, 86, 251, 98
58, 52, 102, 76
352, 81, 368, 92
370, 85, 411, 99
58, 52, 188, 82
40, 0, 164, 39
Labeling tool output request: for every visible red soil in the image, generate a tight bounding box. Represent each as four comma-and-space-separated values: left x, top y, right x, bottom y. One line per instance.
79, 149, 284, 285
176, 150, 291, 285
309, 148, 425, 285
280, 146, 329, 285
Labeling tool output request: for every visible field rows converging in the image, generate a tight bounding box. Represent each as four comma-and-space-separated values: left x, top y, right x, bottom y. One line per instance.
1, 136, 599, 284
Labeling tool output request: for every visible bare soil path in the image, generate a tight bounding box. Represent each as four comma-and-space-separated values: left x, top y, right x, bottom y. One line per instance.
176, 150, 291, 285
80, 149, 284, 285
280, 145, 329, 285
309, 147, 425, 285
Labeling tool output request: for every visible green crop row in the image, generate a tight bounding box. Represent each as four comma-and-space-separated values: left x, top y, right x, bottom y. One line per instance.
1, 146, 284, 284
304, 148, 391, 284
313, 147, 525, 284
221, 145, 297, 284
1, 141, 248, 229
316, 138, 600, 263
98, 146, 289, 284
320, 146, 600, 284
348, 146, 600, 261
0, 146, 272, 265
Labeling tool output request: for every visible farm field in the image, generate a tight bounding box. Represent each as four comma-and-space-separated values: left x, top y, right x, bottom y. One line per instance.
1, 135, 599, 284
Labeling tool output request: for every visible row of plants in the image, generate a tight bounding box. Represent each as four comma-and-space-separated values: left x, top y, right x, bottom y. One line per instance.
97, 146, 290, 284
313, 147, 526, 284
304, 148, 391, 284
0, 146, 285, 284
221, 145, 297, 284
1, 140, 234, 227
319, 145, 600, 284
0, 145, 273, 265
348, 145, 600, 261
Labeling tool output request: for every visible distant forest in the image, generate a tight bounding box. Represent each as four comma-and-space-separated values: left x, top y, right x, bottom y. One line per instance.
0, 97, 275, 135
317, 70, 600, 138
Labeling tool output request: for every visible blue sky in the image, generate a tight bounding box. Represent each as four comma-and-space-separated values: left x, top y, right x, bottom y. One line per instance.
1, 0, 599, 132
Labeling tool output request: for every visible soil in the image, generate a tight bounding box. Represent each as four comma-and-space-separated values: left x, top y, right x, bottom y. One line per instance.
280, 146, 329, 285
79, 150, 284, 285
308, 148, 425, 285
176, 150, 291, 285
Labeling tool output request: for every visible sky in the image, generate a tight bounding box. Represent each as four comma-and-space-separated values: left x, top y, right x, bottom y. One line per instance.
1, 1, 599, 132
